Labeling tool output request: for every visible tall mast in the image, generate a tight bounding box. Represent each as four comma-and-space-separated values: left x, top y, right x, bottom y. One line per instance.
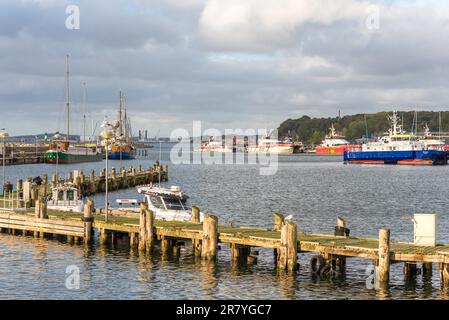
66, 54, 70, 141
123, 95, 128, 139
119, 91, 123, 137
82, 81, 87, 144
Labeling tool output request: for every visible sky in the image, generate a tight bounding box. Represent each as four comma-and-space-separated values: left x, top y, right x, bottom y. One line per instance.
1, 0, 449, 136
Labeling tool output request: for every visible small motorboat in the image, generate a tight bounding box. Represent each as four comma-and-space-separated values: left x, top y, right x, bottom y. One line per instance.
47, 183, 84, 213
136, 185, 204, 222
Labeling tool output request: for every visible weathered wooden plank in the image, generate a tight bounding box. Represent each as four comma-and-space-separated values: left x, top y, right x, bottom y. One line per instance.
0, 219, 84, 233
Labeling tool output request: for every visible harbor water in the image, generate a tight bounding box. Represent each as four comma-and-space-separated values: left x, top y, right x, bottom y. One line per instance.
1, 144, 449, 299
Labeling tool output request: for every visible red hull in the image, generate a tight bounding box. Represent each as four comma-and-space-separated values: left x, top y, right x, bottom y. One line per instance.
315, 145, 359, 155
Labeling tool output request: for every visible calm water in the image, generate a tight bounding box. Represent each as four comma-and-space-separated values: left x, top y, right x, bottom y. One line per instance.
1, 145, 449, 299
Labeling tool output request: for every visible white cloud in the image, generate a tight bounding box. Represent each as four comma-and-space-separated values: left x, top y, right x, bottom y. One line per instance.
199, 0, 372, 51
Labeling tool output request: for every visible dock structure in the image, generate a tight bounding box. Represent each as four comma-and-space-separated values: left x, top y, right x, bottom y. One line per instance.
2, 163, 168, 209
1, 205, 449, 290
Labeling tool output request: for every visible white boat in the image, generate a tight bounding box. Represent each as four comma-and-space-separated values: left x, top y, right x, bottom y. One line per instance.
419, 124, 446, 150
136, 185, 204, 222
197, 137, 233, 153
47, 184, 84, 213
247, 136, 294, 154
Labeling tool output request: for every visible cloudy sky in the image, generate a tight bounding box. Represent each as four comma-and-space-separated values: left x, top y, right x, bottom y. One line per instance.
1, 0, 449, 136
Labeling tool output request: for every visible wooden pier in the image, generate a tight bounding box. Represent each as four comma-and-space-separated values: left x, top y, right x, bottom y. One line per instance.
2, 163, 168, 208
1, 201, 449, 290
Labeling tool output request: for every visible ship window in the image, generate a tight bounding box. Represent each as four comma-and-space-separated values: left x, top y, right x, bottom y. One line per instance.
148, 195, 164, 209
162, 197, 185, 210
67, 190, 74, 201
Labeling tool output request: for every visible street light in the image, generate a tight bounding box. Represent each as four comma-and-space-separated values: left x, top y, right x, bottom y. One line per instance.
0, 129, 9, 199
100, 129, 113, 223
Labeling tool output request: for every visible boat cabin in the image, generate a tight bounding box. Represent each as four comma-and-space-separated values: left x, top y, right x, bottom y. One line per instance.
47, 184, 84, 212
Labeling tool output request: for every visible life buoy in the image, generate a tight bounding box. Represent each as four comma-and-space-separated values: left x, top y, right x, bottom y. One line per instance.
310, 255, 325, 274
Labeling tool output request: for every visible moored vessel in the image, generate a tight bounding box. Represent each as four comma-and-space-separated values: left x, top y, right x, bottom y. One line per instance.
344, 111, 448, 165
105, 92, 136, 160
247, 135, 294, 154
45, 55, 102, 164
315, 124, 358, 155
136, 185, 204, 222
198, 137, 233, 153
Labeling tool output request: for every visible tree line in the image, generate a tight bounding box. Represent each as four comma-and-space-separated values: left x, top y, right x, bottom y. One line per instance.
278, 111, 449, 144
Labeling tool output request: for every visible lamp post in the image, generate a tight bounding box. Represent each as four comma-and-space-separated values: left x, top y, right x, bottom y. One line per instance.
101, 129, 113, 223
0, 129, 9, 199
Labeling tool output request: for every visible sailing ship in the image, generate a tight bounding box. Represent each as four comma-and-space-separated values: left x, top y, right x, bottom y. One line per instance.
45, 55, 102, 164
105, 92, 136, 160
344, 111, 448, 165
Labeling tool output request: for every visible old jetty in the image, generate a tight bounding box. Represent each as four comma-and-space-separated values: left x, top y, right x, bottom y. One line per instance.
1, 163, 168, 209
1, 197, 449, 290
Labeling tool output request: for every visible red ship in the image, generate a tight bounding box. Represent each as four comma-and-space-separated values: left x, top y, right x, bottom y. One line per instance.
315, 124, 359, 155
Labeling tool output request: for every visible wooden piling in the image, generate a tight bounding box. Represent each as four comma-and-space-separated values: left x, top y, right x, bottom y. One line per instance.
161, 236, 172, 254
423, 263, 433, 276
273, 213, 284, 262
378, 228, 390, 284
138, 203, 147, 252
201, 214, 218, 260
440, 263, 449, 288
99, 228, 107, 245
192, 206, 201, 256
145, 208, 154, 252
192, 206, 200, 223
277, 220, 298, 272
274, 212, 284, 231
130, 232, 136, 247
83, 198, 94, 244
403, 262, 417, 280
230, 243, 250, 264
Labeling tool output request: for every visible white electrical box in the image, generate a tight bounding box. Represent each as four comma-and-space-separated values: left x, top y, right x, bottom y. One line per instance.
413, 213, 437, 246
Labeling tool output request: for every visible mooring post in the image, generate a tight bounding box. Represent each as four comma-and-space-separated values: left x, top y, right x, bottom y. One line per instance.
423, 263, 433, 276
130, 232, 136, 247
440, 263, 449, 288
378, 228, 391, 284
334, 217, 348, 272
83, 198, 94, 244
230, 244, 250, 264
38, 196, 47, 238
40, 196, 47, 219
51, 174, 57, 188
161, 237, 172, 256
138, 203, 147, 252
99, 228, 107, 245
33, 197, 41, 238
41, 174, 48, 198
274, 212, 284, 231
278, 220, 298, 272
403, 263, 417, 280
274, 213, 285, 263
145, 208, 154, 252
201, 214, 218, 260
191, 206, 202, 256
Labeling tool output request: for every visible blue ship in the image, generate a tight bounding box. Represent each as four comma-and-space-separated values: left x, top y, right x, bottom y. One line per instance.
108, 151, 135, 160
344, 111, 448, 165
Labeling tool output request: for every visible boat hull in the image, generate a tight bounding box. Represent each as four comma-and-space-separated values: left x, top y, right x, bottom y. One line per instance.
247, 145, 294, 154
45, 151, 103, 164
315, 145, 358, 155
344, 150, 448, 165
108, 151, 135, 160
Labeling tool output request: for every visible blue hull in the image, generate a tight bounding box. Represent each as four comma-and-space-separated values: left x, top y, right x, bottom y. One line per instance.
344, 150, 447, 165
108, 152, 135, 160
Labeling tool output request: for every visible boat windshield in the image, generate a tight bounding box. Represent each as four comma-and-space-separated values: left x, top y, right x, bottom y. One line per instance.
162, 196, 188, 211
148, 195, 164, 209
148, 194, 189, 211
